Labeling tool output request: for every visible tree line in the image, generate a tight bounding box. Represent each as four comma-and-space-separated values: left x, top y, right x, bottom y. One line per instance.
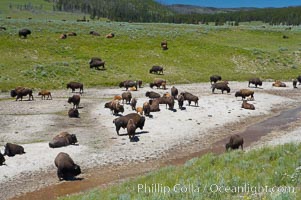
50, 0, 301, 25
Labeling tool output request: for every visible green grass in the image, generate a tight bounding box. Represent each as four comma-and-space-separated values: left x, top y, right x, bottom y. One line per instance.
60, 143, 301, 200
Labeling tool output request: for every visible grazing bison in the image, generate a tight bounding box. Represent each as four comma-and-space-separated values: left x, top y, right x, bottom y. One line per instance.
67, 82, 83, 94
145, 91, 161, 99
113, 113, 145, 135
130, 98, 137, 110
105, 100, 124, 115
149, 66, 164, 74
127, 119, 136, 140
10, 87, 34, 101
68, 95, 80, 109
38, 90, 52, 100
4, 143, 25, 157
293, 79, 297, 88
18, 28, 31, 38
226, 134, 244, 151
89, 57, 105, 70
171, 86, 178, 99
177, 94, 184, 109
89, 31, 100, 36
54, 152, 81, 181
210, 75, 222, 84
0, 152, 5, 165
121, 91, 132, 104
180, 92, 199, 106
212, 82, 230, 94
150, 79, 166, 90
68, 108, 79, 118
235, 89, 254, 100
241, 100, 255, 110
161, 40, 168, 50
143, 102, 151, 116
272, 80, 286, 87
248, 78, 262, 88
119, 80, 137, 91
49, 132, 78, 148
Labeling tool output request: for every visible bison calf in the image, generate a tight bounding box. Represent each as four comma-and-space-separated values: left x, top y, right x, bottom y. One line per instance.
54, 152, 81, 181
38, 90, 52, 100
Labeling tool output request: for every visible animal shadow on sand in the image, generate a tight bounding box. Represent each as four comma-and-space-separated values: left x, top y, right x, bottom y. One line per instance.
62, 177, 84, 182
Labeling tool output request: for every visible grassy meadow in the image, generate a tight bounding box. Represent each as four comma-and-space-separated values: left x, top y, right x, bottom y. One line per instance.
0, 6, 301, 91
61, 143, 301, 200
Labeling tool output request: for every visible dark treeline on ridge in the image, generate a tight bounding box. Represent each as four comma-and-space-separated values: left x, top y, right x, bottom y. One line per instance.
49, 0, 301, 25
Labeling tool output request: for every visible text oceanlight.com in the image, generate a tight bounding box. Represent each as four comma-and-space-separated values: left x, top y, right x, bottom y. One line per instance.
137, 183, 296, 195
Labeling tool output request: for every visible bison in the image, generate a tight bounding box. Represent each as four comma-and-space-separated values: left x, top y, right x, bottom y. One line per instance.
54, 152, 81, 181
38, 90, 52, 100
4, 143, 25, 157
105, 100, 124, 115
241, 100, 255, 110
143, 102, 151, 116
130, 98, 137, 110
149, 99, 161, 112
68, 95, 80, 109
157, 96, 175, 110
18, 28, 31, 38
127, 119, 136, 140
67, 82, 83, 94
89, 57, 105, 70
161, 40, 168, 50
121, 91, 132, 104
210, 75, 222, 85
248, 78, 262, 88
180, 92, 198, 106
89, 31, 100, 36
171, 86, 178, 99
177, 94, 184, 109
272, 80, 286, 87
212, 82, 230, 94
60, 33, 67, 39
297, 75, 301, 85
149, 66, 164, 74
226, 134, 244, 151
49, 132, 78, 148
113, 113, 145, 135
145, 91, 161, 99
10, 87, 34, 101
106, 33, 115, 38
150, 79, 166, 90
119, 80, 137, 91
136, 106, 143, 115
293, 79, 297, 88
68, 108, 79, 118
235, 89, 254, 100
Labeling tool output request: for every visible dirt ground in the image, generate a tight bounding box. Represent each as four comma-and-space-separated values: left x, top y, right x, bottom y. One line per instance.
1, 81, 301, 200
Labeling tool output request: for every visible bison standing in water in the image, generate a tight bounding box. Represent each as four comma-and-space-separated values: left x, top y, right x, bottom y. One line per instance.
54, 152, 81, 181
19, 28, 31, 38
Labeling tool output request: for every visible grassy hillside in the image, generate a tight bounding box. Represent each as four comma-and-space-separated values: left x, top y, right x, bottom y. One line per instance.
60, 143, 301, 200
0, 17, 300, 92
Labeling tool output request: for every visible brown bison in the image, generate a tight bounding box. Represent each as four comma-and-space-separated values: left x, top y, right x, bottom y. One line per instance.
136, 106, 143, 115
157, 96, 175, 110
150, 79, 166, 90
19, 28, 31, 38
149, 66, 164, 74
67, 82, 83, 94
143, 102, 151, 116
210, 75, 222, 84
10, 87, 34, 101
89, 31, 100, 36
180, 92, 198, 106
113, 113, 145, 135
297, 75, 301, 85
60, 33, 67, 39
119, 80, 137, 91
248, 78, 262, 88
121, 91, 132, 104
145, 91, 161, 99
212, 82, 230, 94
161, 40, 168, 50
68, 95, 80, 109
89, 57, 105, 70
54, 152, 81, 181
235, 89, 254, 100
49, 132, 78, 148
130, 98, 137, 110
106, 33, 115, 38
68, 108, 79, 118
241, 100, 255, 110
104, 100, 124, 115
293, 79, 297, 88
38, 90, 52, 100
171, 86, 178, 99
177, 94, 184, 109
149, 99, 161, 112
4, 143, 25, 157
226, 134, 244, 151
272, 80, 286, 87
127, 119, 136, 140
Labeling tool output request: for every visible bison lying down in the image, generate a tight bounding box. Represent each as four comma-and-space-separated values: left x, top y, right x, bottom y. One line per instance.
113, 113, 145, 135
4, 143, 25, 157
49, 132, 78, 148
54, 152, 81, 181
